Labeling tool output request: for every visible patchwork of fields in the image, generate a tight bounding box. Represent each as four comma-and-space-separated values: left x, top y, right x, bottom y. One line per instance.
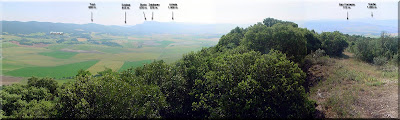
1, 33, 219, 84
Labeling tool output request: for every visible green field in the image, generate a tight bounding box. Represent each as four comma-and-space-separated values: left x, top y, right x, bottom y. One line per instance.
2, 33, 219, 84
158, 40, 175, 47
2, 42, 19, 48
5, 60, 99, 78
118, 60, 153, 72
2, 63, 27, 73
39, 51, 78, 59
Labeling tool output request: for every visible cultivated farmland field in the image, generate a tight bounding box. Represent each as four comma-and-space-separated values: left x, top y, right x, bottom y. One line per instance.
87, 60, 124, 74
1, 33, 220, 85
5, 60, 99, 78
39, 51, 79, 59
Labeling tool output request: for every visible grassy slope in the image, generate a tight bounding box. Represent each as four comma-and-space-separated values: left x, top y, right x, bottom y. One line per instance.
308, 52, 398, 118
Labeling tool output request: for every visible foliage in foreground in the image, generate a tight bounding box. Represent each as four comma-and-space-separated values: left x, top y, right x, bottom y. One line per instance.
1, 18, 361, 118
1, 49, 316, 118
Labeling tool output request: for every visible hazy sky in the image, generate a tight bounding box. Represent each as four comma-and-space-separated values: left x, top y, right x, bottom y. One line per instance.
1, 0, 398, 25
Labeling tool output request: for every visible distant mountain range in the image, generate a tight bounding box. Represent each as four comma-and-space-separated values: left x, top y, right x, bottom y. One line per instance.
298, 19, 397, 36
1, 19, 397, 36
1, 21, 242, 36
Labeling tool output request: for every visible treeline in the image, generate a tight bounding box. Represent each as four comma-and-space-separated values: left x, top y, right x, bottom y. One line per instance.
1, 18, 385, 119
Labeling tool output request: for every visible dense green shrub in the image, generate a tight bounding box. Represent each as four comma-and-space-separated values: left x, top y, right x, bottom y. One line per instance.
217, 27, 245, 47
10, 100, 57, 118
58, 72, 167, 118
352, 32, 397, 64
319, 31, 349, 56
27, 77, 58, 94
190, 50, 315, 118
354, 38, 374, 62
240, 23, 307, 62
1, 78, 57, 118
263, 17, 298, 27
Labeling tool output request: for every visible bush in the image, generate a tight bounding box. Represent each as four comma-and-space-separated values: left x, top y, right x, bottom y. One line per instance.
190, 50, 315, 118
392, 54, 399, 65
58, 70, 167, 118
313, 49, 325, 58
27, 77, 58, 94
217, 27, 245, 47
354, 39, 374, 62
305, 49, 332, 66
240, 23, 307, 62
263, 17, 298, 27
352, 32, 398, 64
320, 31, 349, 56
373, 56, 387, 66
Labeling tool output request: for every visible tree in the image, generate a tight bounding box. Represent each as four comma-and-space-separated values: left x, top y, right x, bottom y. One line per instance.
263, 17, 298, 27
56, 39, 65, 43
319, 31, 349, 56
10, 100, 57, 118
76, 69, 91, 77
1, 84, 54, 118
249, 50, 315, 118
71, 38, 79, 42
190, 50, 315, 118
352, 32, 397, 64
27, 77, 58, 94
241, 23, 307, 62
354, 38, 374, 62
58, 69, 167, 118
301, 29, 322, 54
217, 27, 245, 48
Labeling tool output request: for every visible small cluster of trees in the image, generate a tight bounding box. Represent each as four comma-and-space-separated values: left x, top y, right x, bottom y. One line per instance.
2, 18, 355, 119
218, 18, 349, 63
1, 77, 58, 118
101, 41, 122, 47
18, 39, 34, 46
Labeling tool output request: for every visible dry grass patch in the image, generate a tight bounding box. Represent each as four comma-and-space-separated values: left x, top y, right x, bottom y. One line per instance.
86, 60, 124, 74
308, 52, 398, 118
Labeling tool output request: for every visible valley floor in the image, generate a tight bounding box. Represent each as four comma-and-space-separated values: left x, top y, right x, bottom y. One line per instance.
309, 52, 398, 118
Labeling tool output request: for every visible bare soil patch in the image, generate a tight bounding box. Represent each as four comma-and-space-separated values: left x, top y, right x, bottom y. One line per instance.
60, 48, 103, 53
1, 76, 23, 86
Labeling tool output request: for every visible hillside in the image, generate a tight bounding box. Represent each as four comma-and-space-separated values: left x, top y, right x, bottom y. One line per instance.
1, 18, 397, 119
308, 52, 397, 118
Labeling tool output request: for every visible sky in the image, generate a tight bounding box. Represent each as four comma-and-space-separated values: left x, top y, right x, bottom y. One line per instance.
1, 0, 398, 26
